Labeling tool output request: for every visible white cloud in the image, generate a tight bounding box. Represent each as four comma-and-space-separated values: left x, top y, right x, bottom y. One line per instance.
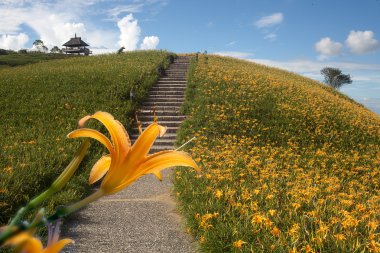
346, 30, 380, 54
314, 37, 343, 60
117, 14, 160, 51
0, 2, 119, 50
0, 0, 29, 7
226, 40, 237, 46
108, 4, 144, 19
255, 13, 283, 28
214, 51, 253, 59
117, 14, 141, 50
0, 33, 29, 50
207, 21, 215, 28
106, 0, 168, 20
27, 14, 87, 47
91, 48, 117, 55
140, 36, 159, 50
0, 1, 158, 51
0, 7, 26, 33
86, 29, 118, 50
264, 33, 277, 41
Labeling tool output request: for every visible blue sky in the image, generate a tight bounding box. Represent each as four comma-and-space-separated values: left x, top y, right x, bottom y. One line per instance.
1, 0, 379, 114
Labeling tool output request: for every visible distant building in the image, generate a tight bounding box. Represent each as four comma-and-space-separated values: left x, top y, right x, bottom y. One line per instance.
62, 34, 92, 55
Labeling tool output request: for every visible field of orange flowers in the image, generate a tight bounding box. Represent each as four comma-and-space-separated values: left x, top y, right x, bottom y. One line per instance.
175, 55, 380, 252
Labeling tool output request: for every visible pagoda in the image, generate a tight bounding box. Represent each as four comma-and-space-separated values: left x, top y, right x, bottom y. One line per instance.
62, 34, 92, 55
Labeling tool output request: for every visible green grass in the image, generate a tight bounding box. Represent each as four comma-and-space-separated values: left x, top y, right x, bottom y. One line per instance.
0, 50, 175, 225
175, 55, 380, 252
0, 53, 72, 67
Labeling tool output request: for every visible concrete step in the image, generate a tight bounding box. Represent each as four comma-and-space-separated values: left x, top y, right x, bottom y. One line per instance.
152, 83, 186, 90
150, 91, 185, 96
143, 101, 184, 106
165, 126, 180, 133
140, 106, 181, 111
157, 79, 187, 83
150, 87, 186, 94
165, 68, 187, 72
130, 133, 177, 141
158, 79, 187, 83
153, 81, 187, 88
138, 110, 181, 116
151, 86, 186, 91
147, 94, 185, 101
171, 62, 189, 65
159, 77, 187, 81
139, 120, 182, 127
153, 139, 176, 146
149, 145, 175, 153
153, 82, 187, 86
138, 115, 186, 120
166, 68, 188, 70
145, 98, 184, 103
145, 97, 185, 102
163, 73, 187, 76
131, 126, 179, 134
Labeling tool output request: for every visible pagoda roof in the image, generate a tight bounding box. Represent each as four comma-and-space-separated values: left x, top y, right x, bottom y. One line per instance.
62, 34, 89, 47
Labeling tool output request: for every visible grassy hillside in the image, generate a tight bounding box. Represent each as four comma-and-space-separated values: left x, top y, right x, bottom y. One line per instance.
0, 51, 174, 224
0, 53, 72, 68
175, 55, 380, 252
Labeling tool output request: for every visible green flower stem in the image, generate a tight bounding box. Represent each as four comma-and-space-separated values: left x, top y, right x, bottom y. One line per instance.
47, 189, 105, 222
0, 140, 90, 245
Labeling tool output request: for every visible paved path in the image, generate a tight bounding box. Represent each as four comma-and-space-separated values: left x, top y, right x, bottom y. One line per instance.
63, 56, 196, 253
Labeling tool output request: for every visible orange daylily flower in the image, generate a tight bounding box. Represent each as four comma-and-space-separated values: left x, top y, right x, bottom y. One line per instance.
68, 111, 199, 195
4, 231, 72, 253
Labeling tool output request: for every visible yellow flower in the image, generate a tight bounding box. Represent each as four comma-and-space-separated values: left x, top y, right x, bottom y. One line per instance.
68, 111, 199, 195
4, 231, 72, 253
252, 214, 264, 224
232, 239, 246, 249
334, 233, 346, 241
270, 226, 281, 237
214, 189, 223, 198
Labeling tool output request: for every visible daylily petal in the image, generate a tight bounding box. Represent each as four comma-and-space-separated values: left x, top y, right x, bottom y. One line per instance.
69, 113, 199, 198
107, 150, 198, 194
131, 122, 167, 158
68, 128, 113, 154
4, 232, 43, 253
79, 112, 130, 156
23, 237, 44, 253
152, 171, 163, 181
89, 155, 112, 184
116, 120, 131, 144
43, 238, 73, 253
139, 150, 200, 175
4, 232, 31, 246
158, 125, 167, 137
78, 115, 92, 127
101, 122, 166, 191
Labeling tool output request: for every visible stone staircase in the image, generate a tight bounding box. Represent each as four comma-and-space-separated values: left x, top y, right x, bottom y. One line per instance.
131, 56, 190, 152
63, 56, 195, 253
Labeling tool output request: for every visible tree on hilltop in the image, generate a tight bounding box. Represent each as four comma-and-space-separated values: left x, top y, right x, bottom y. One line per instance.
321, 67, 352, 89
32, 39, 48, 53
50, 46, 62, 54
